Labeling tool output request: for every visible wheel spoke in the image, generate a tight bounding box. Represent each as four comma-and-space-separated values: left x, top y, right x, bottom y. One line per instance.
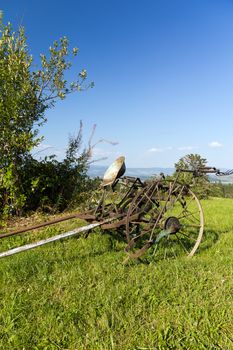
184, 213, 200, 225
171, 185, 185, 204
174, 233, 189, 253
178, 210, 200, 221
175, 194, 195, 217
181, 223, 201, 228
178, 230, 198, 242
124, 179, 203, 261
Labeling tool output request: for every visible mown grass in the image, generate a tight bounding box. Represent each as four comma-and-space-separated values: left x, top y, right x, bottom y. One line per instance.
0, 198, 233, 349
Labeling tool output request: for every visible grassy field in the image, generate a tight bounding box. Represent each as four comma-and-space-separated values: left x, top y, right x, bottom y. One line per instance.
0, 198, 233, 349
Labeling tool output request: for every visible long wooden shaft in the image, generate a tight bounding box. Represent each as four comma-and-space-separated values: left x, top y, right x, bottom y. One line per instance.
0, 220, 108, 259
0, 213, 95, 239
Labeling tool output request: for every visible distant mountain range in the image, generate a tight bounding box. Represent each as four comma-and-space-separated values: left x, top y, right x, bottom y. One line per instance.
88, 165, 233, 183
208, 174, 233, 184
88, 165, 174, 180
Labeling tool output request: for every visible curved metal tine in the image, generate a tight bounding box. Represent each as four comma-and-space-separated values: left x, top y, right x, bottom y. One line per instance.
177, 194, 195, 215
175, 193, 195, 218
144, 183, 160, 205
127, 183, 160, 242
172, 184, 182, 194
130, 182, 157, 214
118, 178, 142, 208
94, 189, 106, 215
116, 186, 131, 209
127, 225, 153, 247
127, 241, 153, 259
165, 185, 185, 212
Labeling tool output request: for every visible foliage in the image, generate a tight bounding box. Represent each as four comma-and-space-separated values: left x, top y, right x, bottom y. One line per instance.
0, 122, 101, 217
0, 19, 93, 217
20, 132, 94, 212
209, 182, 233, 198
174, 154, 211, 198
0, 198, 233, 349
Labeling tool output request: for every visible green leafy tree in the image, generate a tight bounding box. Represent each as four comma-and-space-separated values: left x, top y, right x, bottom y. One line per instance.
174, 154, 210, 198
0, 18, 93, 216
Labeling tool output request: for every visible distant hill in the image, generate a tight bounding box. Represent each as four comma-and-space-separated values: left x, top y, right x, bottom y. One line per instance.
208, 174, 233, 184
88, 165, 174, 180
88, 165, 233, 183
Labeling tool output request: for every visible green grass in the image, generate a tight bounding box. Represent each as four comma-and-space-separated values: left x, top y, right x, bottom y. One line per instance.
0, 198, 233, 349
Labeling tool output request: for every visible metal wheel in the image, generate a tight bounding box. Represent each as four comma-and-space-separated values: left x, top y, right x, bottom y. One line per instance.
125, 180, 204, 260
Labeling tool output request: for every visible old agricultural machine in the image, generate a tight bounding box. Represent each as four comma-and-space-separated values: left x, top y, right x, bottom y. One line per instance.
0, 156, 229, 261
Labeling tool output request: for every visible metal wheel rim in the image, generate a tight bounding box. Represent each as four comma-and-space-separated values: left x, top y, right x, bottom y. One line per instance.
125, 180, 204, 259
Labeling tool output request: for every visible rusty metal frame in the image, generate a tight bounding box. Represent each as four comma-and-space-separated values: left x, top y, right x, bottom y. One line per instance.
0, 163, 225, 260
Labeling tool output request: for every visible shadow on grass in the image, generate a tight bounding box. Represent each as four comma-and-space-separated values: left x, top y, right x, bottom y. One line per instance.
65, 227, 221, 266
198, 228, 220, 253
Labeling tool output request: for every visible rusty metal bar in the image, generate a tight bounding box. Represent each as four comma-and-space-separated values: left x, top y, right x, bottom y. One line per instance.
179, 167, 220, 174
0, 213, 96, 239
0, 217, 114, 259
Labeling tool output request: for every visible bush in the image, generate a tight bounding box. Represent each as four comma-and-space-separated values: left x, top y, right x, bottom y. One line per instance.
209, 182, 233, 198
0, 124, 101, 217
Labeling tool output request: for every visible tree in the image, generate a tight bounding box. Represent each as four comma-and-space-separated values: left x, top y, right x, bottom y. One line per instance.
174, 154, 210, 198
0, 18, 93, 216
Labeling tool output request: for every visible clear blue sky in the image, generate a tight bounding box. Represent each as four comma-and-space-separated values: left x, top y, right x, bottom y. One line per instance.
2, 0, 233, 168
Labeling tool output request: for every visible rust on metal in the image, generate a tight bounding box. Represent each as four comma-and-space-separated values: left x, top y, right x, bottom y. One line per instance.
0, 213, 96, 239
0, 217, 117, 259
1, 156, 227, 261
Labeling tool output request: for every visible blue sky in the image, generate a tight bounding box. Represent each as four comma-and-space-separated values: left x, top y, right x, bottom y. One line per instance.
2, 0, 233, 168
